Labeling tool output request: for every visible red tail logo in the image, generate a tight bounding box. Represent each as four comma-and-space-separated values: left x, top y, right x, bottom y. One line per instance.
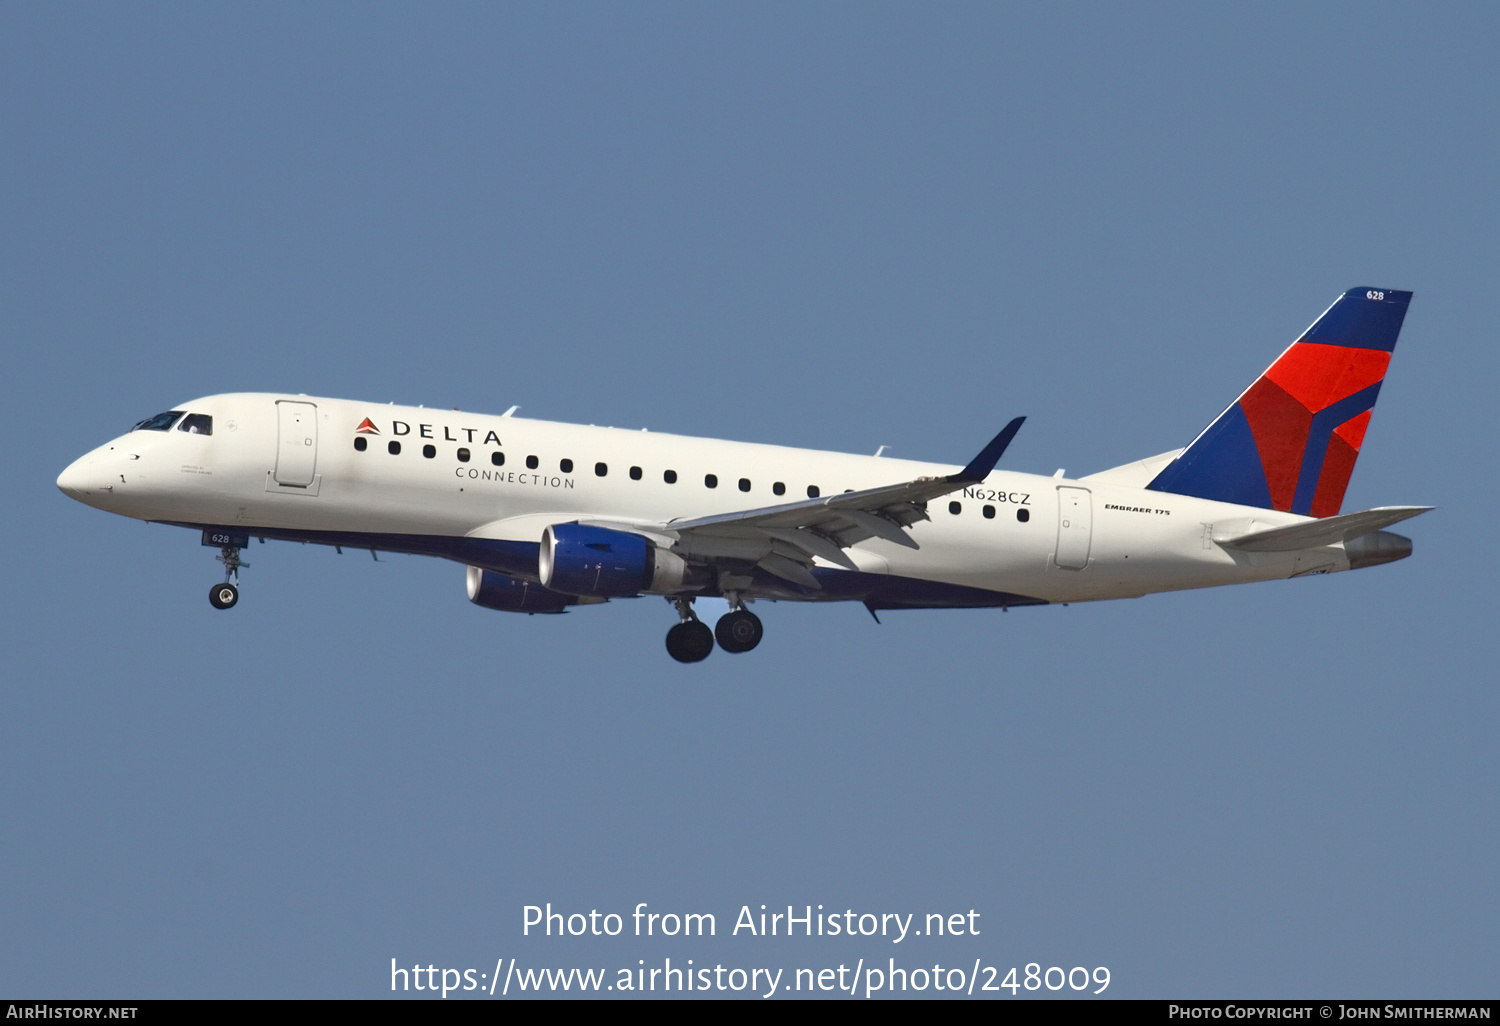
355, 418, 380, 434
1148, 288, 1411, 517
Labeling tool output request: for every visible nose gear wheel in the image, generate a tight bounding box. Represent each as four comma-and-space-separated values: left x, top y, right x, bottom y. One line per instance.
209, 545, 248, 610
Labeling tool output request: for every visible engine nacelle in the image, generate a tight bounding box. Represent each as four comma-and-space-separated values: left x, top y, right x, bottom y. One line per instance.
466, 566, 596, 614
539, 523, 692, 598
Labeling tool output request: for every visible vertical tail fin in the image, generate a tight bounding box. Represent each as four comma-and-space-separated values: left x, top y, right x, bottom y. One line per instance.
1147, 288, 1412, 517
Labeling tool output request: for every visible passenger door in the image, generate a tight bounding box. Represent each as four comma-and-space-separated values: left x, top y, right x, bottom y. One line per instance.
1054, 486, 1093, 569
273, 401, 319, 487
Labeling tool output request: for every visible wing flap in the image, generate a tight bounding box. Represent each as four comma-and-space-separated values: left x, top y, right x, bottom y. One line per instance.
827, 507, 921, 549
758, 552, 822, 589
761, 527, 861, 571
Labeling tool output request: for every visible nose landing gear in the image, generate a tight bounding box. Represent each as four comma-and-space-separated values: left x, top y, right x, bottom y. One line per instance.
209, 545, 249, 610
665, 597, 714, 663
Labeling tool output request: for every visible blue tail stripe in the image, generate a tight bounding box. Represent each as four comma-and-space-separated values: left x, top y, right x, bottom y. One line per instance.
1288, 380, 1383, 515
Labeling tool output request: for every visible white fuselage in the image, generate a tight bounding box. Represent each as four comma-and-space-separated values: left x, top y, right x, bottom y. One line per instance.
57, 393, 1355, 607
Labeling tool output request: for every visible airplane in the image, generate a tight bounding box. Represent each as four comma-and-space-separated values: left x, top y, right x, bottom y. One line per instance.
57, 287, 1430, 663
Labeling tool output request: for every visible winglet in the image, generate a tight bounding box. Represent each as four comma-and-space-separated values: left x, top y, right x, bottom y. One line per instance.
952, 417, 1025, 483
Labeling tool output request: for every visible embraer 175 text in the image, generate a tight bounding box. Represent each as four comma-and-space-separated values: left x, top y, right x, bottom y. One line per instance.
59, 288, 1430, 662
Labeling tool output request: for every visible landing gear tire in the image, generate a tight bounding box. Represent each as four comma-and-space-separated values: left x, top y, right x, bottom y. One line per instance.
666, 620, 714, 663
715, 609, 763, 653
209, 582, 239, 610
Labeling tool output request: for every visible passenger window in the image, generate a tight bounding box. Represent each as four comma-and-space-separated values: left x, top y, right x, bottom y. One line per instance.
354, 437, 368, 452
773, 482, 786, 496
457, 448, 470, 462
949, 501, 962, 515
983, 504, 995, 519
560, 458, 573, 473
1017, 508, 1030, 523
664, 469, 677, 484
629, 466, 642, 480
388, 441, 401, 455
132, 411, 183, 432
595, 462, 608, 477
738, 478, 751, 492
423, 444, 436, 459
807, 485, 820, 498
705, 474, 718, 489
177, 414, 213, 435
491, 451, 505, 466
526, 455, 539, 470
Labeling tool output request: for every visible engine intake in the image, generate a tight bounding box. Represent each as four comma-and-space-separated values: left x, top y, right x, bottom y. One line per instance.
539, 523, 691, 598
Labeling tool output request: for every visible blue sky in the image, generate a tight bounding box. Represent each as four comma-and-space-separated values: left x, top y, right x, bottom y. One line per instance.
2, 2, 1496, 998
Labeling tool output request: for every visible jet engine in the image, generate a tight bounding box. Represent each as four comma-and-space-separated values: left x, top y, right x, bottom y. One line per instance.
466, 566, 597, 614
538, 523, 692, 598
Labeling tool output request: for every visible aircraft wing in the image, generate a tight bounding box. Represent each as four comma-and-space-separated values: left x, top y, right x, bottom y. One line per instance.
580, 418, 1024, 589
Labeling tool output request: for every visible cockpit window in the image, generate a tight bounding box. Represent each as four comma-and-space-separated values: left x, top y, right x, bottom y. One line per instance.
132, 411, 184, 432
177, 414, 213, 435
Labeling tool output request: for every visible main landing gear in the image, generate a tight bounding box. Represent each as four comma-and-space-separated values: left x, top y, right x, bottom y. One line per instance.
665, 598, 714, 663
209, 545, 248, 610
715, 607, 763, 654
664, 595, 765, 663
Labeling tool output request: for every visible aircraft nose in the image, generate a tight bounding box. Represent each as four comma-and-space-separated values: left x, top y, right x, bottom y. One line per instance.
57, 456, 87, 497
57, 454, 109, 502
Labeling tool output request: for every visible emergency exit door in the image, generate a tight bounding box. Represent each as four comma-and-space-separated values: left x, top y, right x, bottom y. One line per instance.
274, 401, 318, 487
1054, 486, 1093, 569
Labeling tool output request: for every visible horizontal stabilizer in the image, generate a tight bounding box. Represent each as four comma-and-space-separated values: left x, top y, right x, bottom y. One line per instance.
1217, 506, 1433, 552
